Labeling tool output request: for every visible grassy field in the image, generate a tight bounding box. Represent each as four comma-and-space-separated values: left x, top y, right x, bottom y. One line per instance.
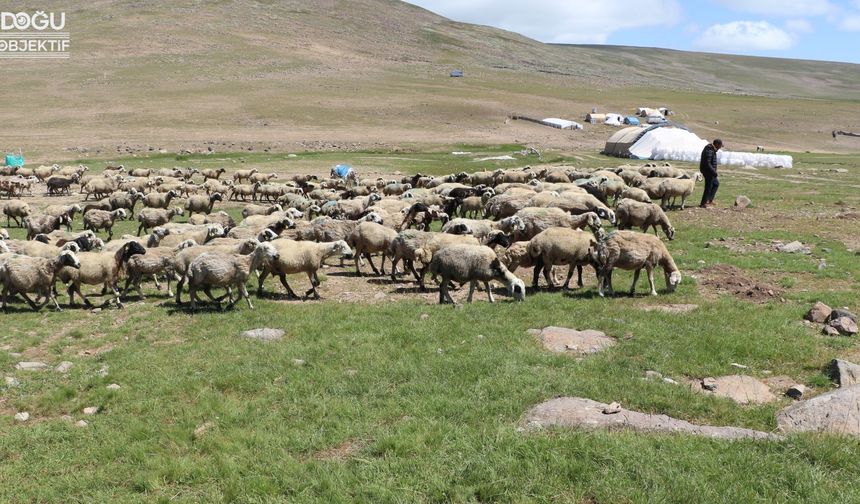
1, 148, 859, 502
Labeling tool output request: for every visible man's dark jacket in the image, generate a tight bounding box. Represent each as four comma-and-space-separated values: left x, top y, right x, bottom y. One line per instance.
699, 144, 718, 177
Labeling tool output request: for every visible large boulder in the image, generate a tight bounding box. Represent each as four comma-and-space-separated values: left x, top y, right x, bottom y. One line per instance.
531, 327, 616, 356
829, 317, 858, 336
829, 359, 860, 387
776, 385, 860, 436
698, 375, 777, 405
828, 309, 857, 323
804, 302, 832, 324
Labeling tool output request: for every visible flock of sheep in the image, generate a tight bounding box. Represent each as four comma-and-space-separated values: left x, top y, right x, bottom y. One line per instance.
0, 161, 697, 311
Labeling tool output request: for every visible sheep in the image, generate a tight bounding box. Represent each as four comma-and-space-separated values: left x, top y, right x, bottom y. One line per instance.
333, 193, 382, 220
232, 168, 259, 183
37, 229, 100, 251
428, 244, 526, 304
496, 168, 536, 185
44, 204, 84, 223
598, 178, 628, 204
256, 239, 352, 300
82, 209, 127, 240
5, 239, 81, 259
58, 241, 147, 308
108, 191, 143, 218
618, 186, 652, 204
129, 168, 151, 178
45, 174, 79, 196
119, 177, 155, 194
0, 228, 8, 241
3, 200, 30, 227
184, 241, 279, 310
82, 175, 121, 200
185, 192, 222, 215
391, 231, 482, 289
304, 214, 383, 246
513, 208, 602, 241
122, 239, 199, 299
383, 182, 412, 196
200, 211, 236, 230
24, 214, 71, 240
596, 230, 681, 297
0, 250, 81, 311
658, 173, 703, 210
143, 189, 180, 209
136, 207, 185, 236
544, 169, 571, 183
399, 202, 450, 231
615, 168, 647, 187
172, 239, 259, 304
348, 221, 398, 276
527, 227, 599, 290
157, 223, 224, 248
248, 172, 277, 184
83, 199, 112, 216
229, 182, 260, 201
616, 199, 675, 240
483, 192, 532, 219
156, 167, 181, 178
546, 192, 616, 224
442, 216, 525, 242
200, 168, 226, 180
638, 177, 672, 199
242, 203, 282, 218
32, 164, 60, 181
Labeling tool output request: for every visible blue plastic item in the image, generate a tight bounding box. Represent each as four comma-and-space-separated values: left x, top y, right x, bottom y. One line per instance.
333, 164, 352, 178
624, 116, 640, 126
5, 154, 24, 167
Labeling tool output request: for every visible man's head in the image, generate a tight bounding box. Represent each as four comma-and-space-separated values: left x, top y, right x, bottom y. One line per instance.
713, 138, 723, 150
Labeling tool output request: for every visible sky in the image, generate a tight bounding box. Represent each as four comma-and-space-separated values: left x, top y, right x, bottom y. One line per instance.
406, 0, 860, 64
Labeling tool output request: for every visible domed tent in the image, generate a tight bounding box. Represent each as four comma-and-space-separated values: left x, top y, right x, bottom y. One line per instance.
602, 126, 649, 156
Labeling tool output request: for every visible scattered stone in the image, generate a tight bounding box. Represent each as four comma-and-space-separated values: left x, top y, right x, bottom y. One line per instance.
60, 415, 73, 422
292, 359, 306, 366
75, 420, 89, 428
82, 407, 98, 415
701, 377, 718, 391
829, 359, 860, 387
15, 361, 49, 371
523, 397, 778, 440
828, 317, 858, 335
818, 260, 827, 270
663, 377, 679, 385
734, 195, 752, 209
644, 370, 663, 380
777, 384, 860, 436
823, 325, 841, 336
14, 412, 30, 422
55, 361, 73, 374
241, 328, 284, 342
805, 302, 832, 323
193, 421, 215, 440
533, 327, 616, 356
777, 241, 811, 254
419, 313, 429, 321
730, 363, 749, 369
97, 366, 109, 377
828, 309, 857, 324
106, 383, 121, 390
640, 304, 698, 314
4, 376, 19, 387
603, 402, 622, 414
786, 384, 806, 400
707, 375, 776, 405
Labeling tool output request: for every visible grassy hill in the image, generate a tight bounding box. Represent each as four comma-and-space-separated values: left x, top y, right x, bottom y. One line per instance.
1, 0, 859, 159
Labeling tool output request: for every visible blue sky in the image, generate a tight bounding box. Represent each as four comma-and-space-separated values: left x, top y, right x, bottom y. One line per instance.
406, 0, 860, 64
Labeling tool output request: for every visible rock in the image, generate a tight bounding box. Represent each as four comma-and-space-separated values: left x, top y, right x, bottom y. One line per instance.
241, 328, 284, 342
786, 384, 806, 400
730, 363, 748, 369
823, 325, 841, 336
292, 359, 306, 366
603, 402, 622, 414
419, 313, 429, 321
55, 361, 73, 374
533, 327, 616, 356
701, 377, 718, 391
777, 384, 860, 436
829, 317, 858, 336
97, 366, 109, 377
805, 302, 832, 323
523, 397, 779, 440
75, 420, 89, 428
193, 421, 214, 440
828, 309, 857, 323
708, 375, 776, 404
644, 370, 663, 380
106, 383, 121, 390
663, 377, 679, 385
829, 359, 860, 387
14, 412, 30, 422
777, 241, 811, 254
15, 361, 49, 371
640, 304, 698, 314
4, 376, 19, 387
82, 407, 98, 415
734, 195, 752, 208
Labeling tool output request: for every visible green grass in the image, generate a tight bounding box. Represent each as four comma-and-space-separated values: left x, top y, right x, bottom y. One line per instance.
1, 149, 859, 502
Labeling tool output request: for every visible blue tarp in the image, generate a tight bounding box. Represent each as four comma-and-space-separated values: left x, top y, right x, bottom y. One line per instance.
5, 154, 23, 167
450, 70, 463, 77
333, 164, 352, 178
624, 116, 640, 126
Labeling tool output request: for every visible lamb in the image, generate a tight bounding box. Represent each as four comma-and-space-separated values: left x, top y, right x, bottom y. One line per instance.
658, 174, 703, 210
253, 239, 349, 300
441, 216, 525, 243
45, 203, 84, 223
3, 200, 31, 227
428, 244, 526, 304
615, 199, 675, 240
83, 209, 127, 240
136, 207, 185, 236
598, 178, 628, 204
512, 208, 602, 241
24, 214, 71, 240
242, 203, 282, 218
156, 167, 181, 178
348, 221, 398, 276
232, 168, 259, 183
0, 250, 81, 311
58, 241, 147, 308
185, 192, 222, 215
122, 240, 198, 299
200, 168, 226, 180
108, 191, 144, 218
596, 230, 681, 297
142, 189, 180, 209
157, 223, 224, 248
172, 239, 259, 304
183, 242, 279, 310
618, 186, 652, 204
527, 227, 600, 290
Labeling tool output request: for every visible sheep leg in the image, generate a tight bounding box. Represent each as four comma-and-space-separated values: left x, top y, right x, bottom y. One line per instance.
136, 223, 144, 236
532, 257, 544, 289
304, 271, 320, 300
111, 283, 124, 309
175, 276, 187, 304
438, 276, 453, 304
379, 253, 387, 275
466, 279, 477, 303
485, 281, 496, 303
407, 260, 421, 283
188, 285, 198, 310
389, 256, 400, 282
680, 195, 686, 210
364, 253, 380, 275
647, 267, 658, 296
630, 269, 641, 296
543, 263, 556, 289
239, 283, 253, 310
277, 273, 300, 299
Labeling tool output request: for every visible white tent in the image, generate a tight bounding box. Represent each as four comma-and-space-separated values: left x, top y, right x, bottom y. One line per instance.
543, 118, 583, 130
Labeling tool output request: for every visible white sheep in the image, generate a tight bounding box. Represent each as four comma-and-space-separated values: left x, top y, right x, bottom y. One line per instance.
428, 244, 525, 304
658, 173, 703, 210
136, 207, 185, 236
618, 186, 651, 204
172, 239, 260, 304
513, 208, 601, 241
185, 241, 279, 310
615, 199, 675, 240
527, 227, 600, 290
597, 230, 681, 297
185, 193, 223, 215
58, 241, 147, 308
257, 239, 352, 300
123, 240, 197, 298
3, 200, 31, 227
348, 221, 398, 276
83, 208, 127, 240
0, 250, 81, 311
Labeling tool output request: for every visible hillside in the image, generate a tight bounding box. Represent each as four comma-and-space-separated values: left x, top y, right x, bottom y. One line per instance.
1, 0, 859, 159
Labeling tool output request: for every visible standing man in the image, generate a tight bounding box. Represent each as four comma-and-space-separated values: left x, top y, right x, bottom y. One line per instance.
699, 138, 723, 208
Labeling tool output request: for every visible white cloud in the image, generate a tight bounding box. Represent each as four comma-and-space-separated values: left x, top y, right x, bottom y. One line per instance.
785, 18, 814, 34
714, 0, 836, 17
840, 15, 860, 30
406, 0, 682, 44
694, 21, 795, 51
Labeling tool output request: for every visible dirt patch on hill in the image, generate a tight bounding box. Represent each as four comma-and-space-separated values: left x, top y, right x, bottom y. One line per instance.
696, 264, 783, 302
